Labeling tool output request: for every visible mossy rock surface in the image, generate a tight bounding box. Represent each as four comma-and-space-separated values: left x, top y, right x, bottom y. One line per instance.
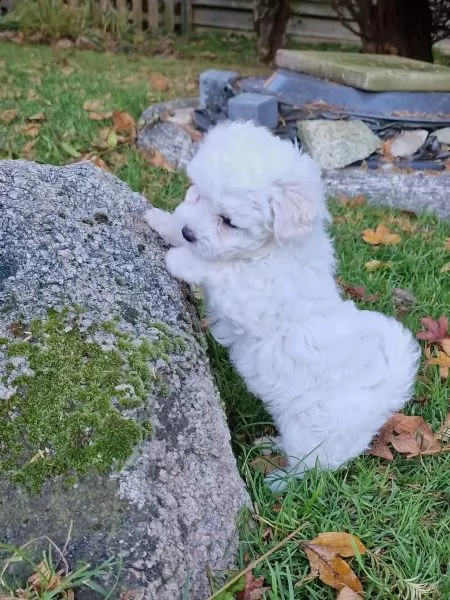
0, 160, 248, 600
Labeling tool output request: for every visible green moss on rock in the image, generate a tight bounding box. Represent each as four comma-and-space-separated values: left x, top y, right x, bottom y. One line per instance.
0, 309, 179, 491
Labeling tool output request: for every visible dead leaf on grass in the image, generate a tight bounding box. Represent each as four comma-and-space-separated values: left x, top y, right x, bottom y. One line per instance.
1, 108, 18, 124
364, 259, 392, 272
21, 122, 41, 137
21, 139, 37, 157
149, 73, 170, 92
336, 586, 363, 600
362, 224, 401, 246
27, 89, 39, 101
301, 532, 365, 593
141, 149, 175, 172
369, 412, 447, 459
88, 111, 113, 121
416, 316, 449, 344
338, 194, 365, 207
340, 283, 380, 303
436, 412, 450, 443
236, 571, 266, 600
113, 110, 136, 136
28, 559, 62, 592
427, 350, 450, 379
83, 99, 104, 111
250, 454, 287, 476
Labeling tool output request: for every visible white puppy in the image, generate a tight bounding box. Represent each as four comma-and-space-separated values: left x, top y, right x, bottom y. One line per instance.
144, 121, 420, 491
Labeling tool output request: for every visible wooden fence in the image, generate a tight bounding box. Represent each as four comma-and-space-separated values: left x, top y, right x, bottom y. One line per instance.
191, 0, 359, 45
0, 0, 360, 45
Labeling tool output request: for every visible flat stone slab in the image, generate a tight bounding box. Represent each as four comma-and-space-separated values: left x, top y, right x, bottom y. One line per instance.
323, 168, 450, 219
276, 50, 450, 92
434, 127, 450, 144
390, 129, 429, 158
297, 119, 381, 169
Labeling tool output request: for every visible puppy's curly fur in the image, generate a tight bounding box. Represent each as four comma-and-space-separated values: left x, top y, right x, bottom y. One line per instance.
144, 121, 420, 491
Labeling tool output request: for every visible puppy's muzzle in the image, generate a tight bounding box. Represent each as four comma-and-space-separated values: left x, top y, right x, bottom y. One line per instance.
182, 226, 197, 243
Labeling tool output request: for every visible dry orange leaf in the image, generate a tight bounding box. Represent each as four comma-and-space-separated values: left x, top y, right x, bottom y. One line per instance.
441, 338, 450, 356
336, 586, 363, 600
364, 259, 392, 272
21, 123, 41, 137
21, 140, 37, 157
427, 350, 450, 379
362, 223, 401, 246
370, 412, 447, 460
338, 194, 365, 207
301, 538, 363, 593
27, 89, 38, 100
113, 110, 136, 135
309, 532, 366, 558
250, 454, 287, 476
83, 98, 103, 111
88, 111, 113, 121
142, 149, 175, 172
1, 108, 18, 124
149, 73, 170, 92
436, 412, 450, 443
28, 559, 61, 592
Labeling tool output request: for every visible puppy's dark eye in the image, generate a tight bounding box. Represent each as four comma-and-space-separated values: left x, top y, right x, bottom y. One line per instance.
221, 216, 238, 229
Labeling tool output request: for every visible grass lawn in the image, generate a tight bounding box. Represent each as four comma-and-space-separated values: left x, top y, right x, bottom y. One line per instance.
1, 36, 449, 600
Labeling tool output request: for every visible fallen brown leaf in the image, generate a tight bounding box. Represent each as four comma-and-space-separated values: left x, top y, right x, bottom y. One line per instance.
88, 111, 113, 121
416, 316, 449, 344
83, 99, 103, 111
338, 194, 365, 207
141, 149, 175, 172
21, 140, 37, 157
250, 454, 287, 476
149, 73, 170, 92
301, 539, 363, 592
339, 282, 379, 303
309, 532, 366, 558
370, 412, 447, 459
436, 412, 450, 443
336, 586, 363, 600
364, 259, 392, 272
1, 108, 18, 124
362, 223, 401, 246
21, 123, 41, 137
113, 110, 136, 136
28, 559, 61, 592
236, 571, 266, 600
427, 350, 450, 380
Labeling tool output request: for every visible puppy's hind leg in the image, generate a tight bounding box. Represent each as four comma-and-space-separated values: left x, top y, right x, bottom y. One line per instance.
143, 207, 185, 247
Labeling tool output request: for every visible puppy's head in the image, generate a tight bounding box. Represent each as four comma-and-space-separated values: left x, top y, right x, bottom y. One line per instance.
178, 121, 328, 261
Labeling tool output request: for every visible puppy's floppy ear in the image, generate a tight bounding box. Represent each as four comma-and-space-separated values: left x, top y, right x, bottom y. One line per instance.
270, 177, 328, 244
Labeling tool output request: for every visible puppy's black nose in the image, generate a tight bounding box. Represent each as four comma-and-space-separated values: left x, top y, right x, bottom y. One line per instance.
182, 226, 197, 243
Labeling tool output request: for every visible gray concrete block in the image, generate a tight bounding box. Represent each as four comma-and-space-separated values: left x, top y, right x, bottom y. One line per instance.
199, 69, 239, 109
227, 93, 279, 129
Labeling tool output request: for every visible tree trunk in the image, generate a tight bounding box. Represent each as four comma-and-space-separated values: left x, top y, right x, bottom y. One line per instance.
358, 0, 434, 62
332, 0, 434, 62
253, 0, 291, 64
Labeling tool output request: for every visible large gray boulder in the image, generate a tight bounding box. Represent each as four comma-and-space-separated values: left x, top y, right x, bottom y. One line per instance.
0, 160, 248, 599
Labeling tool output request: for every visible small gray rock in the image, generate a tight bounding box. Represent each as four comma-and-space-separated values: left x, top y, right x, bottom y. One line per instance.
227, 93, 279, 129
390, 129, 429, 158
297, 119, 381, 169
434, 126, 450, 145
199, 69, 239, 109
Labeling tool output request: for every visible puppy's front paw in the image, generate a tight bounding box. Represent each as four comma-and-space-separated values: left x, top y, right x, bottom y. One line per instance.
165, 246, 207, 286
143, 208, 184, 246
264, 468, 290, 493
